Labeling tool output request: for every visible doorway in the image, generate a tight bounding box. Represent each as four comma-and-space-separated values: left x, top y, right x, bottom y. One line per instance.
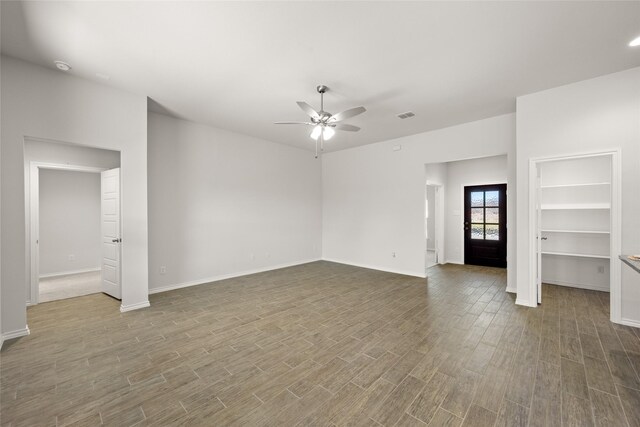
425, 184, 442, 270
464, 184, 507, 268
38, 169, 102, 302
425, 155, 509, 275
29, 163, 122, 304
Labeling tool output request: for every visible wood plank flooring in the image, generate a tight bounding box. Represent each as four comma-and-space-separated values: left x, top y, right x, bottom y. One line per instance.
1, 261, 639, 426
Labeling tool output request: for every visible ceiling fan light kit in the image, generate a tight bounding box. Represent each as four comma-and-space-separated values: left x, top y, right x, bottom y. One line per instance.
275, 85, 366, 158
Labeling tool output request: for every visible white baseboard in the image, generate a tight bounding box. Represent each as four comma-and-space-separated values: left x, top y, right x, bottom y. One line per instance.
505, 286, 517, 294
444, 259, 464, 265
120, 301, 150, 312
516, 298, 537, 307
149, 258, 323, 295
39, 267, 100, 279
322, 258, 425, 278
2, 326, 31, 343
543, 279, 609, 293
618, 318, 640, 328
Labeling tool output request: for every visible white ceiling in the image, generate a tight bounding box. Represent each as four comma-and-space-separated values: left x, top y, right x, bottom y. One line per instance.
2, 1, 640, 152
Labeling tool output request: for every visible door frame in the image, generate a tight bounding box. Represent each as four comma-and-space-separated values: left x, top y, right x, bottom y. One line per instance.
425, 182, 444, 268
528, 149, 621, 323
463, 183, 508, 268
459, 181, 507, 266
28, 162, 109, 305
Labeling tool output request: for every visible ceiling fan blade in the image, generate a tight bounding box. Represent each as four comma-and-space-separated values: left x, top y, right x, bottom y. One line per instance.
274, 121, 314, 125
296, 101, 320, 120
333, 123, 361, 132
329, 106, 366, 122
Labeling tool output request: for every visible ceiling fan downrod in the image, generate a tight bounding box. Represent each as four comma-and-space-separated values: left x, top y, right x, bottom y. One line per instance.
314, 85, 329, 158
317, 85, 328, 113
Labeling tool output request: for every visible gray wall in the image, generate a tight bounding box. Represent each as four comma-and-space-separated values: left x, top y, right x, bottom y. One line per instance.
147, 112, 322, 292
39, 169, 101, 277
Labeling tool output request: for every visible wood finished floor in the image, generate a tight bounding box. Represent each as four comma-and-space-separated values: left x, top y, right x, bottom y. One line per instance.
2, 261, 640, 426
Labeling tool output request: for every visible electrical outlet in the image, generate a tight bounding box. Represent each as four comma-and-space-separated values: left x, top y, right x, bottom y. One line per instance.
68, 254, 75, 261
159, 266, 166, 275
597, 265, 605, 274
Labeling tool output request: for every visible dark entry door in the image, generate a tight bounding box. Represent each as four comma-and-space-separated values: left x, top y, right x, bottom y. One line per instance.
464, 184, 507, 268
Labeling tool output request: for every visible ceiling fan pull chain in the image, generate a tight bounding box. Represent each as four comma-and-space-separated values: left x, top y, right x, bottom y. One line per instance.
315, 138, 319, 159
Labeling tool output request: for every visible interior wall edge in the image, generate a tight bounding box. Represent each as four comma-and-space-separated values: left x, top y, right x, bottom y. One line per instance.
515, 298, 536, 307
619, 318, 640, 329
119, 301, 150, 313
1, 326, 30, 342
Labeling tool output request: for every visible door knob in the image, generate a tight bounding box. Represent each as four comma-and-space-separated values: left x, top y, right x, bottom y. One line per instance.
112, 238, 121, 243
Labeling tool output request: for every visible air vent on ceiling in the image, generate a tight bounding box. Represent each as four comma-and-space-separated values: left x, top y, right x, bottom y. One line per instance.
396, 111, 415, 119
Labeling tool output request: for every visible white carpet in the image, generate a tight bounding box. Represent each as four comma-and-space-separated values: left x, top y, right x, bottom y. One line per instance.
39, 270, 102, 302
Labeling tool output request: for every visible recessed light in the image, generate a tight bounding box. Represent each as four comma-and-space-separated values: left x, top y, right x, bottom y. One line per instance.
629, 36, 640, 47
54, 61, 71, 71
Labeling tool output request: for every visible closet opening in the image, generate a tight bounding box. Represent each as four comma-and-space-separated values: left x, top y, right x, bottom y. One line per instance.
531, 151, 621, 321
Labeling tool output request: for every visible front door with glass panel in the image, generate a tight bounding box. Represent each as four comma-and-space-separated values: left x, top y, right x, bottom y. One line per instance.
464, 184, 507, 268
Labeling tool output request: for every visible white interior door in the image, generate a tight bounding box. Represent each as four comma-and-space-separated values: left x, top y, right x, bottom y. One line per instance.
436, 186, 445, 265
536, 168, 542, 304
101, 168, 121, 299
434, 187, 439, 263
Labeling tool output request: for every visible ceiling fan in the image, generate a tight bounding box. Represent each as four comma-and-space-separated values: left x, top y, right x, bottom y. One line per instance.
275, 85, 366, 157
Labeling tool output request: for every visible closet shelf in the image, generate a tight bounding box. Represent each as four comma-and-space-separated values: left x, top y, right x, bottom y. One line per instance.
541, 251, 610, 260
540, 182, 610, 189
540, 229, 610, 235
541, 203, 610, 210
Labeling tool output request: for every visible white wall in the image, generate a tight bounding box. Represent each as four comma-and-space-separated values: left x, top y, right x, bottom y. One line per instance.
147, 112, 322, 292
444, 155, 508, 264
516, 67, 640, 325
426, 185, 436, 250
322, 113, 516, 282
1, 55, 148, 335
38, 169, 101, 277
425, 163, 448, 186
